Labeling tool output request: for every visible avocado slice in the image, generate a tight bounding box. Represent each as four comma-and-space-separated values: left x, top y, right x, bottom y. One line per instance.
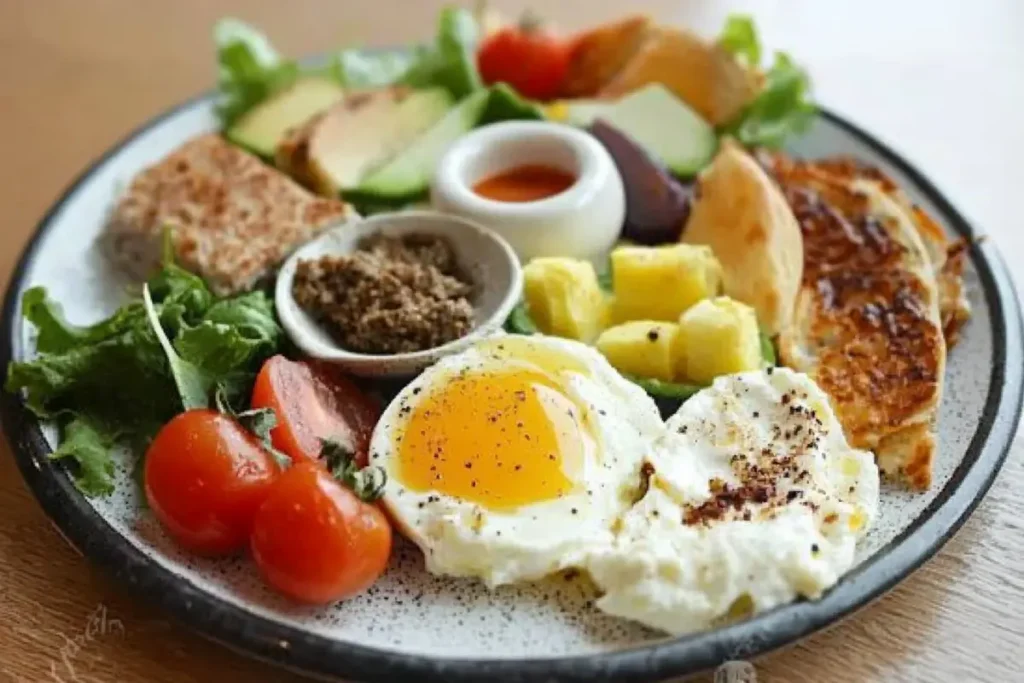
600, 84, 717, 178
352, 89, 489, 203
289, 87, 454, 195
225, 77, 345, 159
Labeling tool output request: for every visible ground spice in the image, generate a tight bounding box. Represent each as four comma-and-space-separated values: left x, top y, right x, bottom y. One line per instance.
293, 232, 475, 354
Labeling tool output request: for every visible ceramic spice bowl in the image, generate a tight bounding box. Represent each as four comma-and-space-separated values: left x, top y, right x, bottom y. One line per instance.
275, 210, 524, 378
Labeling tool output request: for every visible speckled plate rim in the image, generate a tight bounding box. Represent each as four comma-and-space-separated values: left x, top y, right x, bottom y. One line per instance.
1, 89, 1021, 683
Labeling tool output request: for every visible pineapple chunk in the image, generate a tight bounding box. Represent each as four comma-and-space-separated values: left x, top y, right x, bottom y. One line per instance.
596, 321, 683, 382
523, 258, 608, 342
678, 297, 761, 384
610, 244, 722, 323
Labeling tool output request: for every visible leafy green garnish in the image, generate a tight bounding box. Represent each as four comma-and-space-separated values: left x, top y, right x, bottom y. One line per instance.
717, 15, 761, 67
477, 83, 545, 125
623, 375, 703, 401
329, 49, 417, 88
50, 418, 119, 497
401, 6, 482, 99
214, 18, 301, 128
504, 302, 539, 336
717, 15, 816, 149
5, 262, 283, 496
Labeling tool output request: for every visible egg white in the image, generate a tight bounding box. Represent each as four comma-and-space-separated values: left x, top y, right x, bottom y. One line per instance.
370, 335, 664, 587
583, 368, 880, 635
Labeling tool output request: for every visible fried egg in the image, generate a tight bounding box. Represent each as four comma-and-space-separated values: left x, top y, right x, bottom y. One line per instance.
584, 368, 879, 634
369, 335, 664, 586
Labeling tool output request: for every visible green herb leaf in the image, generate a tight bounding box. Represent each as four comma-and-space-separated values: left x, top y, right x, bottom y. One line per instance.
330, 49, 416, 87
22, 287, 144, 355
214, 18, 301, 128
477, 84, 545, 126
401, 6, 482, 98
716, 15, 816, 149
143, 285, 209, 411
760, 331, 777, 366
623, 374, 704, 401
724, 50, 816, 149
49, 417, 117, 497
504, 302, 539, 335
718, 14, 761, 67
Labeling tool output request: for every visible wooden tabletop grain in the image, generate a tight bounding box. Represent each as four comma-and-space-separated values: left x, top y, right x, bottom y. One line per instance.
2, 1, 1022, 681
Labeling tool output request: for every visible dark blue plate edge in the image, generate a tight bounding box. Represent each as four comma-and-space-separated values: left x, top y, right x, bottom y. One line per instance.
0, 98, 1020, 683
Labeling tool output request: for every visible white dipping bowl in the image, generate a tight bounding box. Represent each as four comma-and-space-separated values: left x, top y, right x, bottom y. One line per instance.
275, 211, 523, 378
431, 121, 626, 264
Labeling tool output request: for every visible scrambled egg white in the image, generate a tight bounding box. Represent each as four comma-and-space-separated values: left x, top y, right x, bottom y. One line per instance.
369, 335, 879, 633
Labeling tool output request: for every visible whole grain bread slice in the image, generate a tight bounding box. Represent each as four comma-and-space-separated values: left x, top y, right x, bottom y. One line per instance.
103, 133, 354, 296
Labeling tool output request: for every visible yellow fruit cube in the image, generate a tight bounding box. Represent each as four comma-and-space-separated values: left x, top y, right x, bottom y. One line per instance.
523, 258, 608, 343
610, 244, 722, 323
595, 321, 683, 382
678, 297, 762, 384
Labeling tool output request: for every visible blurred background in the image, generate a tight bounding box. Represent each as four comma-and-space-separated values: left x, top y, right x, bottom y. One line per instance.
1, 1, 1022, 682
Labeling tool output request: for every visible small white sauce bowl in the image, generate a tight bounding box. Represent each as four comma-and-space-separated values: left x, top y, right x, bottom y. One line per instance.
431, 121, 626, 264
275, 211, 523, 378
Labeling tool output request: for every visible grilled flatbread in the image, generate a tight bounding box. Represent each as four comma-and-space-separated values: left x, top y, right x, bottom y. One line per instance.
762, 153, 953, 489
683, 139, 803, 336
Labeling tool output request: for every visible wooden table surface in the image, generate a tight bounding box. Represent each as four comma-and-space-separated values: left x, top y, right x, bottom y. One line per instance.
2, 1, 1022, 681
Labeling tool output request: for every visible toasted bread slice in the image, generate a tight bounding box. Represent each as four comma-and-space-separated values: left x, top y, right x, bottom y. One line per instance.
804, 158, 971, 344
598, 26, 762, 126
764, 153, 947, 489
103, 133, 353, 296
683, 139, 803, 336
563, 15, 654, 98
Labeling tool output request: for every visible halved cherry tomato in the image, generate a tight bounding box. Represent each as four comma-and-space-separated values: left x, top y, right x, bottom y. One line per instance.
477, 19, 571, 101
250, 356, 379, 467
144, 409, 280, 556
250, 460, 392, 604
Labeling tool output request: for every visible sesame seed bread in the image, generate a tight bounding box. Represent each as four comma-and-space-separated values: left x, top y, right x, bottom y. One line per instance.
102, 133, 354, 296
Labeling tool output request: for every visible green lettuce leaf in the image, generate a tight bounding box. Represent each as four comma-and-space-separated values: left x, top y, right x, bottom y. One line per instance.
330, 49, 416, 88
717, 15, 816, 149
717, 14, 761, 67
401, 6, 482, 98
5, 263, 283, 496
50, 418, 118, 497
214, 18, 301, 128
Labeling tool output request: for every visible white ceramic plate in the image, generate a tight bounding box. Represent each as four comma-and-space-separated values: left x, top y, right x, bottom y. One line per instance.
1, 91, 1021, 683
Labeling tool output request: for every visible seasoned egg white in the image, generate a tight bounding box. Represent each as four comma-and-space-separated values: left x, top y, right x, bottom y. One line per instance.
370, 335, 664, 586
584, 368, 879, 634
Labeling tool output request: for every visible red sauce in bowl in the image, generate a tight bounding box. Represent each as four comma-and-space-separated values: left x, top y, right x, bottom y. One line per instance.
473, 165, 576, 203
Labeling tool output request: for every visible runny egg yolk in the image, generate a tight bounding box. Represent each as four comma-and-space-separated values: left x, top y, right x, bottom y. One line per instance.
397, 370, 585, 510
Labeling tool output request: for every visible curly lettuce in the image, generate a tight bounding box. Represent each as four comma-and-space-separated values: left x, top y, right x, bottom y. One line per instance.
718, 14, 816, 149
5, 263, 282, 496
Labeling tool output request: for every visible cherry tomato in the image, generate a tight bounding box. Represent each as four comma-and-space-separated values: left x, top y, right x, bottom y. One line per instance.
477, 19, 571, 101
144, 410, 280, 556
250, 356, 379, 466
250, 460, 392, 604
